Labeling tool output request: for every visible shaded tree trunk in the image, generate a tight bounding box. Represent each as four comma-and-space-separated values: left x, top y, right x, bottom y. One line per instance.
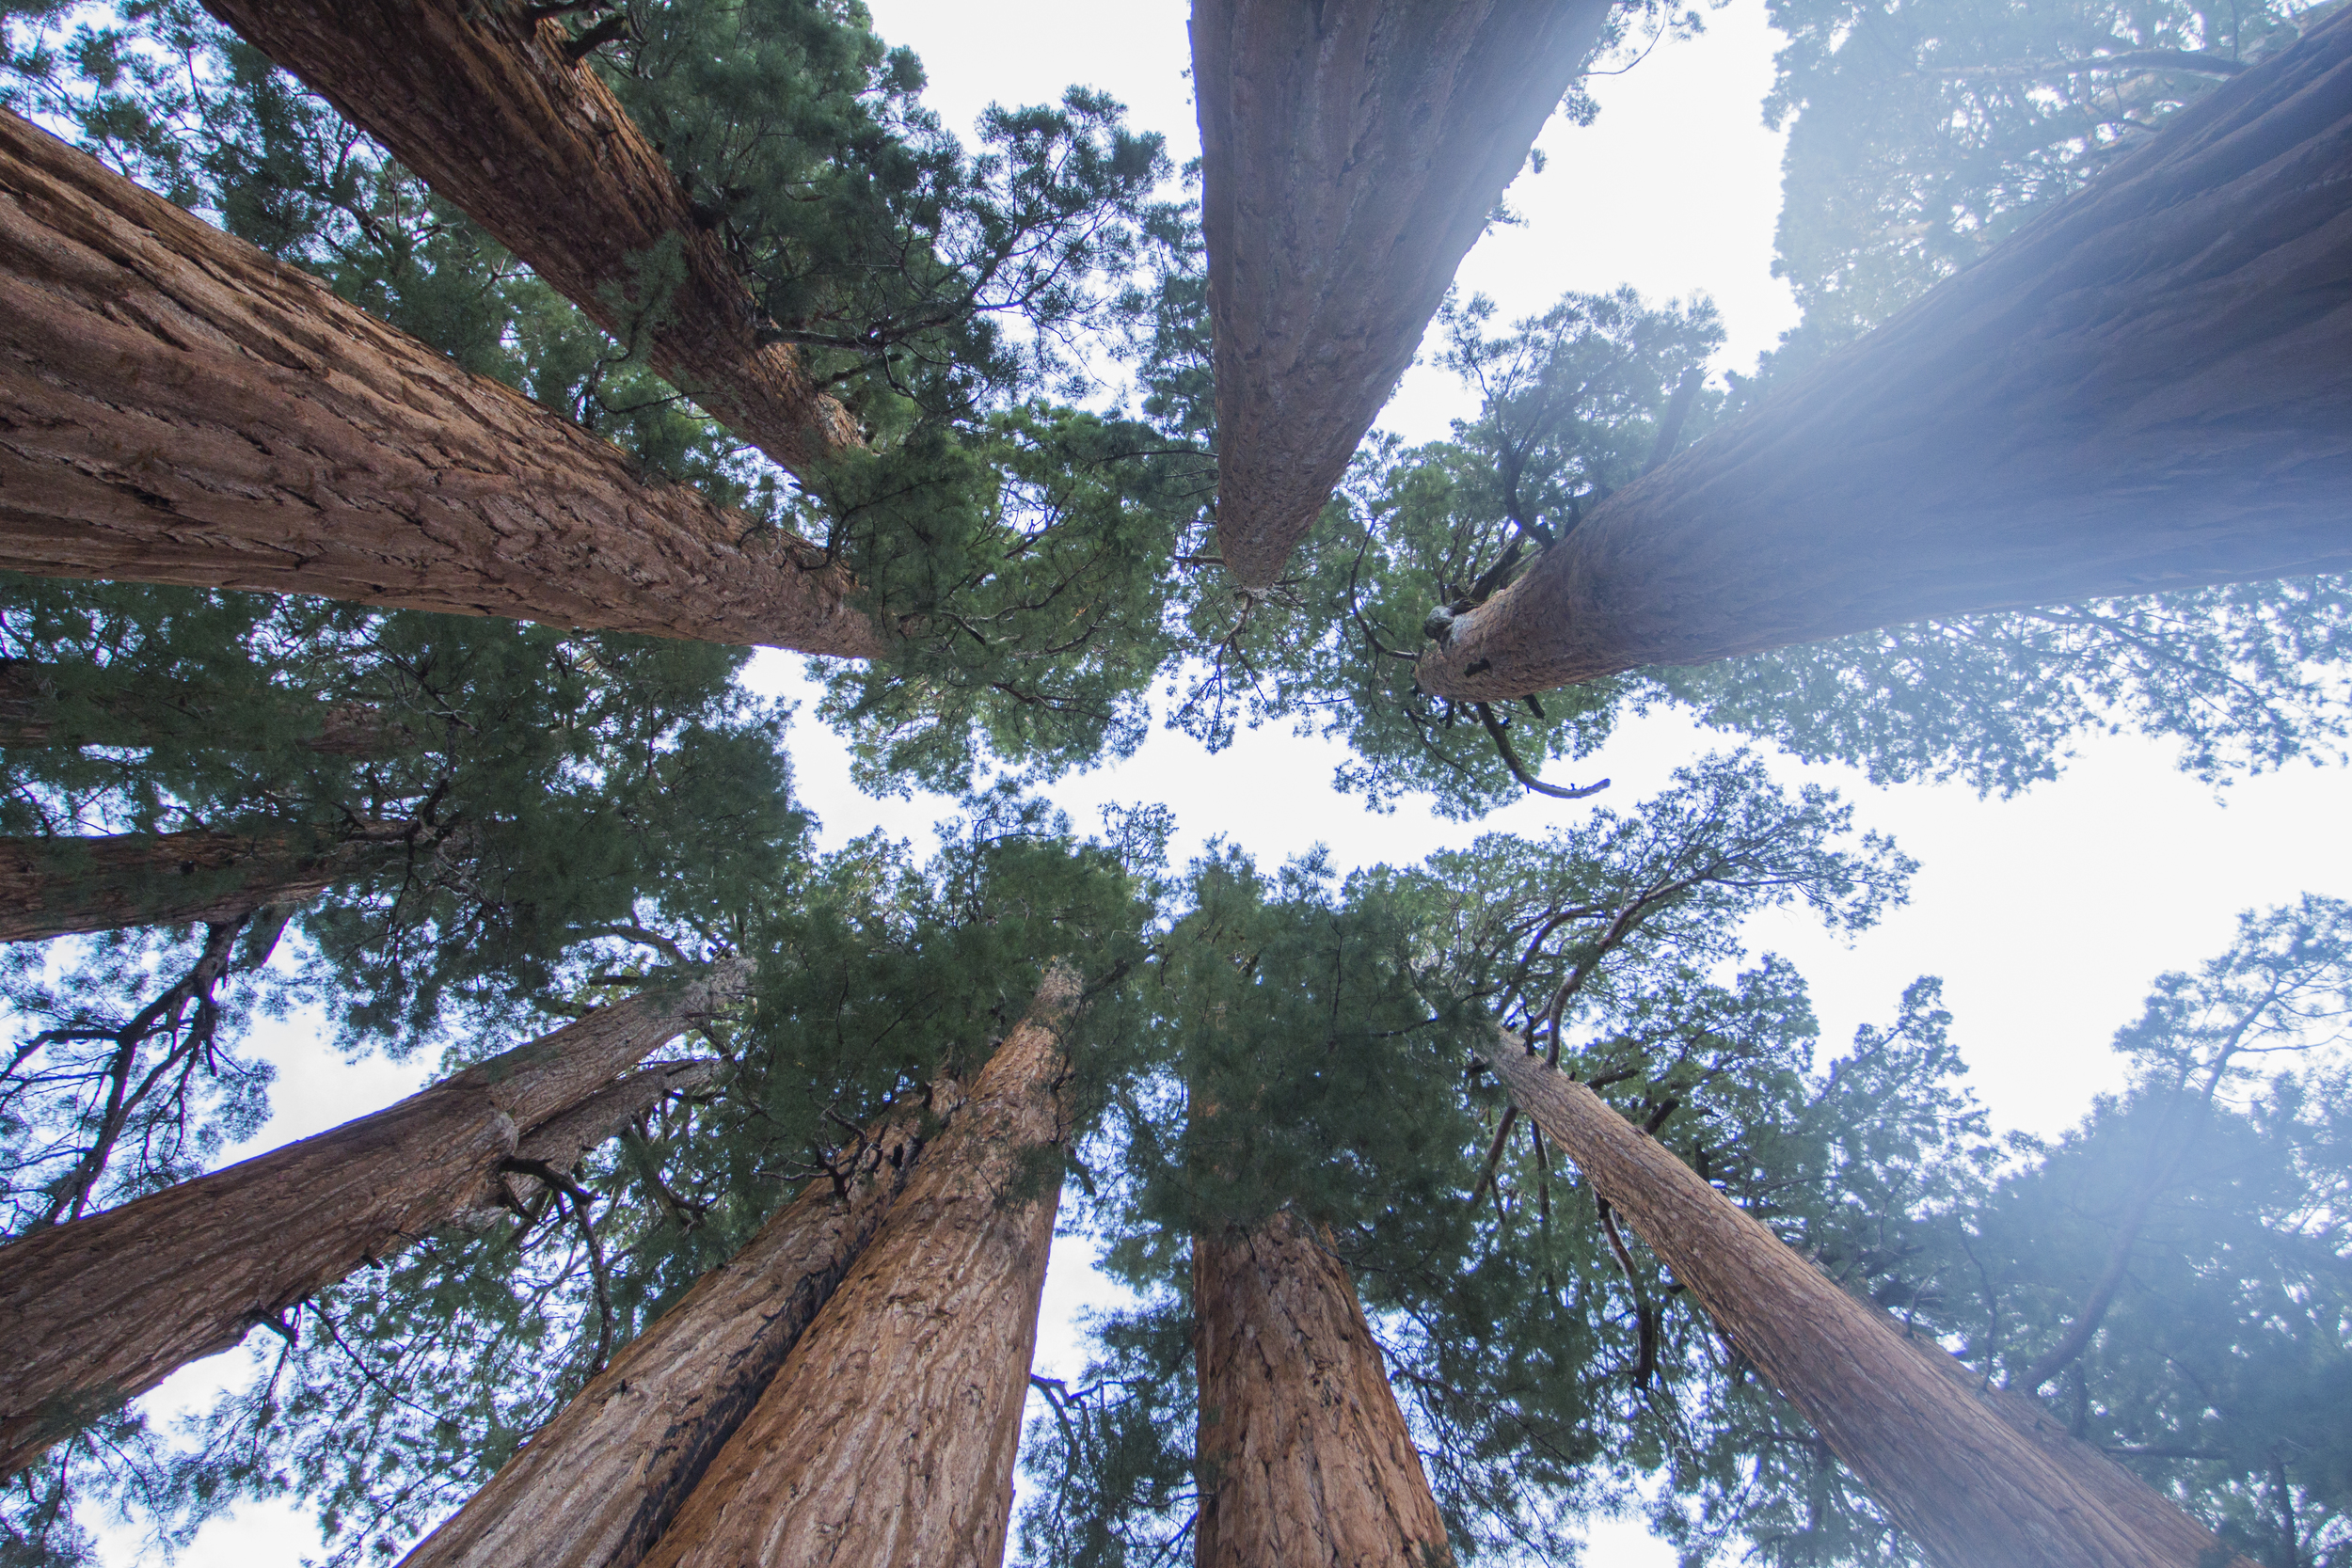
451, 1057, 723, 1230
0, 821, 418, 944
1192, 0, 1612, 590
1192, 1209, 1453, 1568
0, 965, 745, 1478
1418, 9, 2352, 702
637, 968, 1080, 1568
199, 0, 857, 477
0, 112, 879, 658
407, 1080, 965, 1568
0, 661, 405, 756
1475, 1034, 2258, 1568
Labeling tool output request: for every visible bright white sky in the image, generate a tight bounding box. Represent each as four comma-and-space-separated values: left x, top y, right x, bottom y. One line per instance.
97, 4, 2352, 1564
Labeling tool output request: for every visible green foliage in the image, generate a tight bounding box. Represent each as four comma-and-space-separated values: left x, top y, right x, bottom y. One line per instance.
1762, 0, 2323, 359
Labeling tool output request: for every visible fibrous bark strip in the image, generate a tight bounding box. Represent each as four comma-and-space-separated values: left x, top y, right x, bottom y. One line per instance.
1418, 9, 2352, 701
637, 968, 1080, 1568
0, 967, 745, 1477
1193, 0, 1613, 589
200, 0, 858, 477
1193, 1210, 1453, 1568
0, 112, 879, 657
1476, 1034, 2257, 1568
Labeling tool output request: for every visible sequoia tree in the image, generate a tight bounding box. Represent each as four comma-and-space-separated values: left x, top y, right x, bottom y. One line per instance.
0, 110, 878, 657
634, 967, 1079, 1568
1191, 0, 1614, 589
1416, 8, 2352, 702
1192, 1211, 1453, 1568
401, 1083, 962, 1568
0, 820, 420, 945
0, 966, 743, 1478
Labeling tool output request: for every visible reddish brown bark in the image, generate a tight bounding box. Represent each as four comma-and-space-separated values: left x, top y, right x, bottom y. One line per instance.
1192, 0, 1612, 590
199, 0, 857, 477
1193, 1211, 1453, 1568
1418, 9, 2352, 701
1477, 1034, 2257, 1568
452, 1058, 723, 1230
0, 968, 745, 1478
637, 969, 1080, 1568
0, 821, 415, 944
0, 662, 404, 755
407, 1082, 964, 1568
0, 111, 880, 658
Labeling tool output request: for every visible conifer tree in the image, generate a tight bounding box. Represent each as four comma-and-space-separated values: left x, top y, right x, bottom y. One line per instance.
1412, 12, 2352, 705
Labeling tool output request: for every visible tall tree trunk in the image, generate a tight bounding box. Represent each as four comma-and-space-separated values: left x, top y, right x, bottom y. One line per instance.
1475, 1034, 2259, 1568
452, 1057, 723, 1229
199, 0, 857, 477
1192, 0, 1612, 590
0, 661, 405, 756
0, 112, 880, 658
1192, 1210, 1453, 1568
407, 1080, 965, 1568
637, 968, 1081, 1568
0, 965, 745, 1478
0, 821, 417, 944
1417, 8, 2352, 702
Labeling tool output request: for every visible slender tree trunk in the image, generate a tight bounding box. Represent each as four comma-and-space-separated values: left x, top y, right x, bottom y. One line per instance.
1192, 1209, 1453, 1568
199, 0, 857, 477
637, 968, 1081, 1568
1192, 0, 1612, 590
1475, 1034, 2259, 1568
0, 112, 880, 658
0, 661, 405, 756
0, 965, 745, 1478
407, 1080, 965, 1568
0, 821, 417, 944
451, 1058, 723, 1229
1417, 8, 2352, 702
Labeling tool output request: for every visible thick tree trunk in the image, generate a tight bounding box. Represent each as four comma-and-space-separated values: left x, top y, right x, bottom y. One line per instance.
0, 112, 879, 658
0, 821, 417, 944
1192, 1210, 1453, 1568
1192, 0, 1612, 590
407, 1081, 965, 1568
0, 661, 405, 755
1475, 1034, 2258, 1568
637, 969, 1081, 1568
0, 966, 745, 1478
199, 0, 857, 477
1418, 9, 2352, 702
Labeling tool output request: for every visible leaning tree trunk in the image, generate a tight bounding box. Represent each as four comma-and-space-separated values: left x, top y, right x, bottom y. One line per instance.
405, 1080, 965, 1568
1417, 8, 2352, 702
0, 965, 745, 1478
1192, 0, 1612, 590
636, 968, 1080, 1568
199, 0, 857, 478
1192, 1210, 1453, 1568
0, 661, 405, 756
1475, 1034, 2259, 1568
0, 111, 878, 658
0, 821, 417, 944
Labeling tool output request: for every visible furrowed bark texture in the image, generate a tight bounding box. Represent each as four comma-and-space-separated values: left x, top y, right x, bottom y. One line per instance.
0, 662, 405, 755
0, 112, 880, 658
1419, 8, 2352, 701
1192, 1210, 1453, 1568
0, 968, 745, 1478
639, 969, 1081, 1568
1476, 1036, 2256, 1568
1192, 0, 1612, 589
405, 1081, 965, 1568
0, 821, 413, 943
200, 0, 857, 476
